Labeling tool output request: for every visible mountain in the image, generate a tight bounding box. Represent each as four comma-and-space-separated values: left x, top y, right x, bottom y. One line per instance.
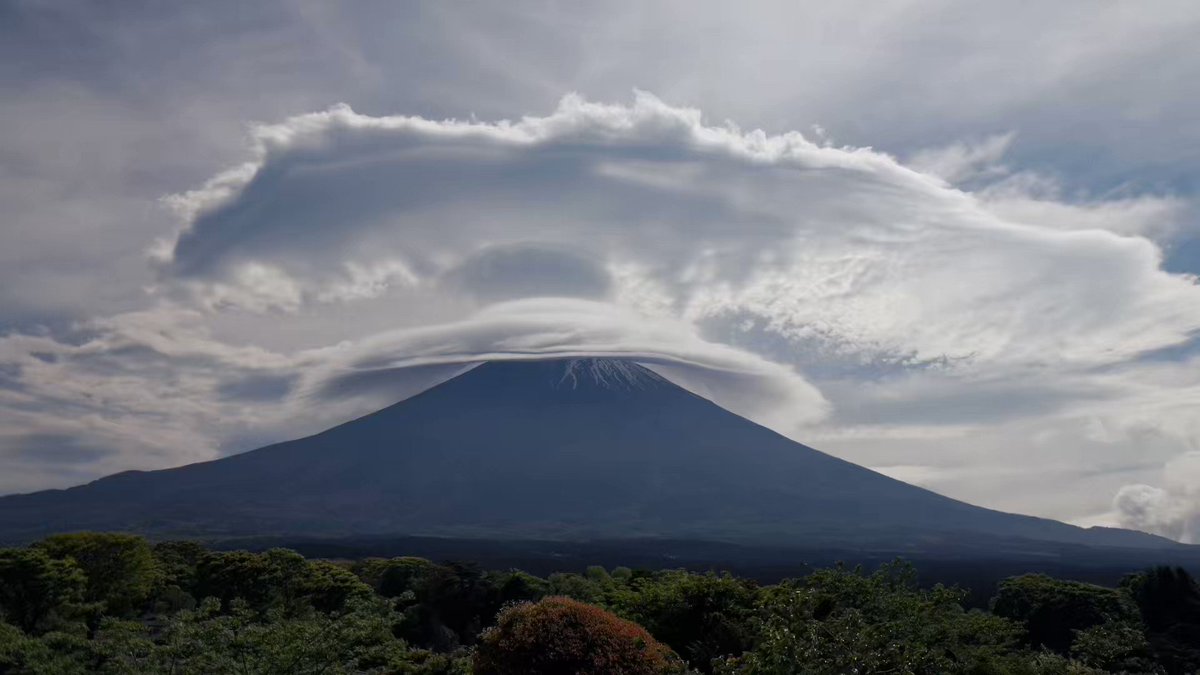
0, 358, 1182, 554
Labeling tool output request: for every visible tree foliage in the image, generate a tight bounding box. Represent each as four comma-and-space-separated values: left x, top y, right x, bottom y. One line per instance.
1122, 566, 1200, 674
474, 596, 684, 675
716, 562, 1029, 675
0, 534, 1195, 674
991, 574, 1138, 653
34, 532, 161, 619
0, 547, 86, 634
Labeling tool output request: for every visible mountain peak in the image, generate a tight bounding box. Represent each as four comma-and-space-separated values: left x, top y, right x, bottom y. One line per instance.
397, 357, 681, 410
480, 357, 668, 391
0, 355, 1184, 555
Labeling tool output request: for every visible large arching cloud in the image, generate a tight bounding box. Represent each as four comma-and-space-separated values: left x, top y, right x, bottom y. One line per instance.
2, 92, 1199, 539
159, 93, 1200, 376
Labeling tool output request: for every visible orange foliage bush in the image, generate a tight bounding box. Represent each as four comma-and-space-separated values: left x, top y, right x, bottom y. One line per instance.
474, 595, 684, 675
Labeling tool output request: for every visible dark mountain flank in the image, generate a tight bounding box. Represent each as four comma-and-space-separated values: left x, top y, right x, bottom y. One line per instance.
0, 358, 1182, 553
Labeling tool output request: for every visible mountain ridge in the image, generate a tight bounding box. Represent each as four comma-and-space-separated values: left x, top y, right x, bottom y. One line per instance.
0, 358, 1182, 552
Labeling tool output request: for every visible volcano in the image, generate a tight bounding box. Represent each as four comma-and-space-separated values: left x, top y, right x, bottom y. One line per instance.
0, 358, 1180, 553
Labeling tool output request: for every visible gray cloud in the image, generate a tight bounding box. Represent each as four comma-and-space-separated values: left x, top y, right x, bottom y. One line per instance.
1115, 451, 1200, 543
215, 372, 300, 402
157, 95, 1200, 375
5, 433, 118, 465
303, 298, 831, 435
442, 244, 613, 304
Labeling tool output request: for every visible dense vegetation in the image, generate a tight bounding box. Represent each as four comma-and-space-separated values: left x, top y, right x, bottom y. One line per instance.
0, 533, 1197, 674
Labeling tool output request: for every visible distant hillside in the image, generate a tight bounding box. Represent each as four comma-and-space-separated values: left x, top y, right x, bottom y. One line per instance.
0, 358, 1184, 556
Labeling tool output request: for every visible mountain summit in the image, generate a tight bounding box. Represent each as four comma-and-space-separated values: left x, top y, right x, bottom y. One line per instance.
0, 358, 1178, 551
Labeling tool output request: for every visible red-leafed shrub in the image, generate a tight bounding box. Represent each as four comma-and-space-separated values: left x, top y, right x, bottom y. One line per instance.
474, 596, 684, 675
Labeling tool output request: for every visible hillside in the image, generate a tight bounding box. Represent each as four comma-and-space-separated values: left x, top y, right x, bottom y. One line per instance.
0, 358, 1181, 553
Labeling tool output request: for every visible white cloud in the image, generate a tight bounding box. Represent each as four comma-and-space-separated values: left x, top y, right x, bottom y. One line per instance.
302, 298, 830, 434
1115, 451, 1200, 543
3, 90, 1200, 541
906, 134, 1190, 241
978, 172, 1188, 240
158, 94, 1200, 377
907, 133, 1015, 184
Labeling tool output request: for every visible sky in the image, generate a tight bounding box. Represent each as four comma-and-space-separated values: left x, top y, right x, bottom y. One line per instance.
2, 0, 1199, 542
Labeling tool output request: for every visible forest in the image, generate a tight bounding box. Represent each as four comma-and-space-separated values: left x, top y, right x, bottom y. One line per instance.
1, 533, 1198, 674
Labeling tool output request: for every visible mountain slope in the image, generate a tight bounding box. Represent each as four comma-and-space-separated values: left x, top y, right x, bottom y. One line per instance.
0, 358, 1179, 550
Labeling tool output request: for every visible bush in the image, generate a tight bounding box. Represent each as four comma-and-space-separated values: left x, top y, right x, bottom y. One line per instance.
475, 596, 684, 675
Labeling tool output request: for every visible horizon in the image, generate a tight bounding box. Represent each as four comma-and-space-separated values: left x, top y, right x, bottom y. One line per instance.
1, 1, 1199, 545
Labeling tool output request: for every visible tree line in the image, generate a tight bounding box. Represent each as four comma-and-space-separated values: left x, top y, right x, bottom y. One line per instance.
0, 532, 1198, 674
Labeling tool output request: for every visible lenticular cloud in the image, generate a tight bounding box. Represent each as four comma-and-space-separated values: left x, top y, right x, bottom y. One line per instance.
0, 91, 1195, 532
160, 92, 1200, 379
301, 298, 831, 435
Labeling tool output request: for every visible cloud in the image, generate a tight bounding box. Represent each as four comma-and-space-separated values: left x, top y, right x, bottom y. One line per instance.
907, 133, 1015, 184
4, 433, 119, 465
978, 172, 1188, 240
906, 134, 1190, 240
303, 298, 831, 434
2, 90, 1200, 541
442, 244, 613, 304
157, 94, 1200, 379
0, 305, 303, 492
0, 295, 830, 493
1114, 451, 1200, 543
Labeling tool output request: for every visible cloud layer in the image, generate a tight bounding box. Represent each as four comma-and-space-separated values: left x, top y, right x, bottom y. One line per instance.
2, 91, 1199, 540
160, 94, 1200, 372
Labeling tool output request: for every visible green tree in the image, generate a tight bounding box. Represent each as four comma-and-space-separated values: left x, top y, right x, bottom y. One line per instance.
613, 570, 760, 673
0, 547, 87, 634
489, 570, 549, 608
1122, 566, 1200, 674
991, 574, 1139, 654
1069, 620, 1160, 674
195, 548, 370, 617
194, 550, 279, 612
0, 621, 94, 674
35, 533, 161, 618
355, 556, 438, 599
302, 560, 373, 614
399, 561, 497, 650
718, 561, 1025, 675
152, 540, 206, 591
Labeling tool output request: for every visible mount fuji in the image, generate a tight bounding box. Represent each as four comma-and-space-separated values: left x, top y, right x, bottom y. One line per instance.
0, 358, 1182, 556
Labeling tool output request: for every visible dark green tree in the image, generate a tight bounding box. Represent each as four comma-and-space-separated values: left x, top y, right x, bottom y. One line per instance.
0, 621, 93, 674
0, 547, 87, 634
151, 540, 206, 590
1069, 620, 1160, 674
396, 561, 497, 650
719, 561, 1027, 675
614, 570, 759, 673
489, 570, 549, 608
195, 548, 370, 617
991, 574, 1139, 654
35, 533, 161, 618
356, 556, 438, 599
1123, 566, 1200, 674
